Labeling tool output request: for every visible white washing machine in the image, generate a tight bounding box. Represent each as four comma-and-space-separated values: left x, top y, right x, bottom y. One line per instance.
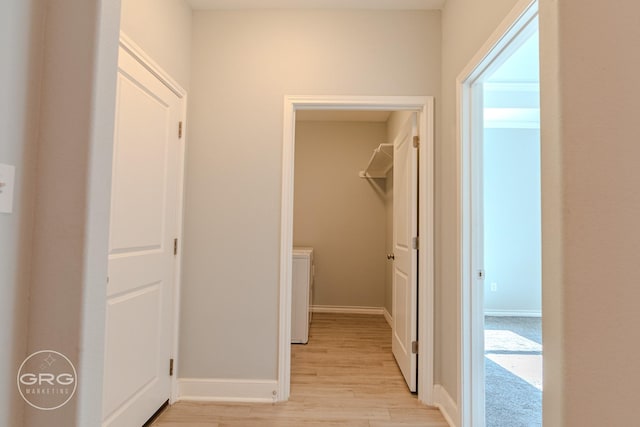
292, 247, 314, 344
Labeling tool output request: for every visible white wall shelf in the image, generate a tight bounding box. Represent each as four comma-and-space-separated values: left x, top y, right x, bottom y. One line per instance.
359, 143, 393, 178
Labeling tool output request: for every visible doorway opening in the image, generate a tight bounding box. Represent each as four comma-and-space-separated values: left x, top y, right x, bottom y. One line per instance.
290, 110, 413, 398
482, 27, 541, 427
279, 96, 435, 404
458, 1, 541, 426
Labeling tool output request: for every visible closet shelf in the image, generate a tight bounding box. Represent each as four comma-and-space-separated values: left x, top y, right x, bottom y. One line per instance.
359, 143, 394, 179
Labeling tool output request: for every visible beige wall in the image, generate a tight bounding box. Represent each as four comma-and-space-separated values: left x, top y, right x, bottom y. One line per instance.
439, 0, 521, 406
0, 1, 44, 425
541, 0, 640, 425
293, 121, 387, 308
182, 9, 440, 380
292, 112, 417, 316
120, 0, 193, 90
538, 2, 563, 423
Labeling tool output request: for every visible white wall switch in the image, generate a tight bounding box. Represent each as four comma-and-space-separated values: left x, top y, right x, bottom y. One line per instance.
0, 163, 16, 214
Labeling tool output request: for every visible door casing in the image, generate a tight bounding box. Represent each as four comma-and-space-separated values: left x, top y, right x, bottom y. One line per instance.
279, 95, 435, 404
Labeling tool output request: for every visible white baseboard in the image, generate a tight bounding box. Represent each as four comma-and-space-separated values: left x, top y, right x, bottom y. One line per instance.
484, 309, 541, 317
311, 305, 385, 315
178, 378, 278, 403
433, 384, 459, 427
383, 307, 393, 327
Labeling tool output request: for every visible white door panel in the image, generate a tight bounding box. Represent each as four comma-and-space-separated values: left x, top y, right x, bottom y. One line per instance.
392, 112, 418, 392
109, 71, 170, 252
103, 284, 162, 415
107, 253, 167, 297
103, 46, 181, 427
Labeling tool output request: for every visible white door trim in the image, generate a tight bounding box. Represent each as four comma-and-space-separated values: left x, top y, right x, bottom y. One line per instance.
279, 95, 435, 404
117, 33, 187, 405
456, 1, 538, 426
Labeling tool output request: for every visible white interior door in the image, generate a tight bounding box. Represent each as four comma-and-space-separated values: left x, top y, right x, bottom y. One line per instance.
392, 112, 419, 392
102, 46, 182, 427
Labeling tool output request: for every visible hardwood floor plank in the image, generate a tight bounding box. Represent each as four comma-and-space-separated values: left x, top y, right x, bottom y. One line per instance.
152, 313, 448, 426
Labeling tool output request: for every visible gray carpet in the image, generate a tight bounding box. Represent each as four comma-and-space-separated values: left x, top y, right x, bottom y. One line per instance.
485, 316, 542, 427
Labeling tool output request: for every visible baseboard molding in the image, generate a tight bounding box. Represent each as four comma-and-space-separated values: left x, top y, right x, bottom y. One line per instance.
484, 309, 541, 317
383, 308, 393, 327
433, 384, 459, 427
311, 305, 385, 315
178, 378, 278, 403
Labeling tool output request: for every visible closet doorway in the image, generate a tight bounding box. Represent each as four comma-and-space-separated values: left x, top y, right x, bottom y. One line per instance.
292, 109, 416, 391
278, 96, 435, 404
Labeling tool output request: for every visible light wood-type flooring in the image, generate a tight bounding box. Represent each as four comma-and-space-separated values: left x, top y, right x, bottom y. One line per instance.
152, 313, 448, 426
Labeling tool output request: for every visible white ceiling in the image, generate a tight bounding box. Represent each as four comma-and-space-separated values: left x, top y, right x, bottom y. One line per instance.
187, 0, 445, 10
296, 110, 392, 122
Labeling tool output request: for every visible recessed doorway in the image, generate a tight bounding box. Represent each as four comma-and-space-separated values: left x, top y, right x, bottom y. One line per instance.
458, 1, 541, 426
482, 28, 541, 427
279, 96, 435, 405
290, 109, 416, 396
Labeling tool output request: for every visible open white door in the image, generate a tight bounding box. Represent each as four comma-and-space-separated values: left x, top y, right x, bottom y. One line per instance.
392, 112, 419, 392
102, 46, 182, 426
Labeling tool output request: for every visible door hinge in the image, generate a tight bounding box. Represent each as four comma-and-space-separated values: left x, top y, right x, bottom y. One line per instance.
478, 270, 485, 279
178, 121, 183, 139
412, 341, 419, 354
412, 237, 419, 250
413, 135, 420, 148
169, 358, 174, 376
174, 238, 178, 255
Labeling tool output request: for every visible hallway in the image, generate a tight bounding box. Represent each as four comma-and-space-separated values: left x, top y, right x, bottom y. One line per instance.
152, 313, 448, 426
